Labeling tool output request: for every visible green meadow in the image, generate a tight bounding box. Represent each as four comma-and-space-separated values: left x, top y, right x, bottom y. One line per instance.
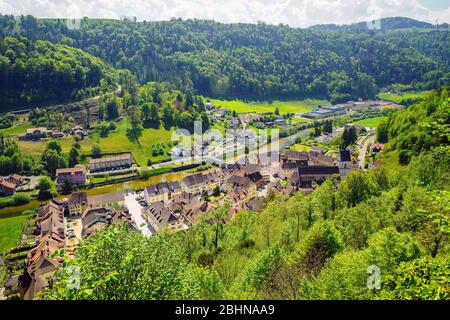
13, 118, 174, 166
205, 98, 329, 114
0, 214, 31, 253
377, 90, 431, 104
354, 116, 388, 128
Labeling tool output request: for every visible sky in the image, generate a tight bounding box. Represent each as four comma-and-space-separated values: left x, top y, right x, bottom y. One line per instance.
0, 0, 449, 28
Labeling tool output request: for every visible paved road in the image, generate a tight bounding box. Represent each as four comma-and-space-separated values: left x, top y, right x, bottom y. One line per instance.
357, 130, 375, 169
124, 192, 154, 237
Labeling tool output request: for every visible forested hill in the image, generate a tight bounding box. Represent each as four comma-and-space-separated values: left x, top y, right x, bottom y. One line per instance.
1, 15, 449, 103
0, 36, 117, 111
309, 16, 449, 33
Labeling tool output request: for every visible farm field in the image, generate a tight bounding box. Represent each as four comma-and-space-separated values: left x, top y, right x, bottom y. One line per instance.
0, 214, 31, 253
205, 98, 329, 114
354, 116, 388, 128
377, 90, 431, 103
13, 118, 175, 166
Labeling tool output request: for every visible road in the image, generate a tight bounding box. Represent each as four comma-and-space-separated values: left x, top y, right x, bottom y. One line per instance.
124, 192, 154, 237
357, 129, 375, 169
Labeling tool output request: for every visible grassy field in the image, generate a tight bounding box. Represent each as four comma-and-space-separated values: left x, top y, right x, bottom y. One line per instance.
0, 214, 31, 253
377, 90, 431, 104
15, 118, 174, 166
289, 144, 312, 152
0, 200, 40, 219
0, 120, 34, 136
354, 116, 388, 128
206, 98, 329, 114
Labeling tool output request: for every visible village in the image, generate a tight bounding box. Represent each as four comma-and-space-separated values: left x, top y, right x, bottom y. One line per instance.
3, 137, 379, 299
0, 94, 394, 300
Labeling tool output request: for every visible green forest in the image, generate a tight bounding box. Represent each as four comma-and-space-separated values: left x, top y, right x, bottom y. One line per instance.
41, 89, 449, 300
1, 15, 449, 109
0, 36, 117, 109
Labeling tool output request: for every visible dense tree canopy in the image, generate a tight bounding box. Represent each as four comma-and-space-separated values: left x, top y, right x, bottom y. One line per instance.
1, 15, 449, 105
0, 35, 116, 110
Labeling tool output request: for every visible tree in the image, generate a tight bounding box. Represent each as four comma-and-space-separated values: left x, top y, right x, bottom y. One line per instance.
339, 170, 377, 207
292, 221, 344, 275
376, 120, 389, 143
210, 207, 228, 250
68, 147, 80, 167
91, 144, 102, 158
42, 226, 190, 300
46, 140, 62, 155
380, 257, 450, 300
42, 149, 66, 175
127, 105, 144, 142
37, 176, 54, 200
274, 106, 280, 115
342, 126, 357, 147
61, 178, 73, 194
141, 102, 151, 121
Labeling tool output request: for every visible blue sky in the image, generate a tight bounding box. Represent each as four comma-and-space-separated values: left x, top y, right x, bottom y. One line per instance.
1, 0, 449, 27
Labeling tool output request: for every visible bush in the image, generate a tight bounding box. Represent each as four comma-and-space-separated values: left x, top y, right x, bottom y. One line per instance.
12, 193, 31, 205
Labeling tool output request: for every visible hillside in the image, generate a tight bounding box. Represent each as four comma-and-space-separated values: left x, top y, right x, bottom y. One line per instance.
309, 16, 449, 32
0, 35, 117, 111
42, 88, 450, 300
1, 15, 449, 103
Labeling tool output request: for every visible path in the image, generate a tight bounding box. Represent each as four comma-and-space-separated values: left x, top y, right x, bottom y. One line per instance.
357, 129, 375, 169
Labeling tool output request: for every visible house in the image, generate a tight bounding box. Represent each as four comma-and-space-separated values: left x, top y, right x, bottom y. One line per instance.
0, 178, 16, 196
24, 127, 50, 139
21, 127, 64, 140
142, 202, 184, 232
310, 146, 324, 154
55, 165, 87, 187
224, 185, 255, 206
89, 153, 133, 172
281, 151, 336, 167
68, 192, 88, 216
81, 207, 110, 237
274, 118, 286, 126
6, 174, 23, 187
225, 175, 257, 200
253, 121, 265, 129
82, 207, 137, 238
247, 197, 265, 212
181, 172, 220, 195
23, 236, 64, 300
279, 162, 298, 179
281, 151, 310, 166
144, 181, 181, 205
183, 200, 215, 224
87, 191, 125, 209
279, 151, 342, 187
22, 199, 66, 300
294, 166, 339, 188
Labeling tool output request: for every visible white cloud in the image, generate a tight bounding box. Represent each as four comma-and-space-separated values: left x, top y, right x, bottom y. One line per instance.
0, 0, 449, 27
